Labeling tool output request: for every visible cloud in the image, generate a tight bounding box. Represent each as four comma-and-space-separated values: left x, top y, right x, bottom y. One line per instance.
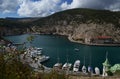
17, 0, 61, 17
61, 0, 120, 10
0, 0, 120, 17
0, 0, 19, 13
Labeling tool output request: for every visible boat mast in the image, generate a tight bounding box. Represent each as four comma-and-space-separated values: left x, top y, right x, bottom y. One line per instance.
106, 51, 108, 59
57, 49, 60, 63
83, 56, 85, 66
66, 49, 69, 63
89, 53, 92, 66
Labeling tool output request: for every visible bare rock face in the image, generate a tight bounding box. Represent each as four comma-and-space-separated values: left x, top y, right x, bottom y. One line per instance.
32, 22, 120, 42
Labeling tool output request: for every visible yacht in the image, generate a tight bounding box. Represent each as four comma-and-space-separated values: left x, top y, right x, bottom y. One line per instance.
53, 50, 62, 69
62, 63, 72, 70
37, 55, 50, 63
82, 56, 87, 73
26, 47, 42, 57
82, 66, 87, 73
95, 67, 100, 75
54, 63, 62, 69
53, 57, 62, 69
74, 48, 79, 51
25, 47, 50, 63
88, 66, 93, 73
73, 60, 80, 72
36, 47, 43, 55
62, 54, 72, 70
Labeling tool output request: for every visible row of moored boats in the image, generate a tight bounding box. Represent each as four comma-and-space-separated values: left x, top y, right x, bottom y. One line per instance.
53, 59, 100, 75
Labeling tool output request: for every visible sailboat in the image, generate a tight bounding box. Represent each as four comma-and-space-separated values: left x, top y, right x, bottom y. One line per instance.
95, 67, 100, 75
88, 53, 93, 74
73, 60, 80, 72
62, 54, 72, 71
82, 56, 87, 73
53, 50, 62, 70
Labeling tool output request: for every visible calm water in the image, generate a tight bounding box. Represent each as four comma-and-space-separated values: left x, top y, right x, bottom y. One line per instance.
5, 34, 120, 71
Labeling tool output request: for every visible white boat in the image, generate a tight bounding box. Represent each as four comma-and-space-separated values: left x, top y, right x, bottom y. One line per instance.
53, 50, 62, 69
26, 47, 42, 57
73, 60, 80, 72
74, 48, 79, 51
62, 54, 72, 70
95, 67, 100, 75
62, 63, 72, 70
36, 47, 43, 55
82, 56, 87, 73
53, 56, 62, 69
37, 55, 50, 63
82, 65, 87, 73
25, 47, 50, 63
54, 63, 62, 69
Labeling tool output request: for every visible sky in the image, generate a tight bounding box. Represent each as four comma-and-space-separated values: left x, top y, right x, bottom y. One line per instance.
0, 0, 120, 18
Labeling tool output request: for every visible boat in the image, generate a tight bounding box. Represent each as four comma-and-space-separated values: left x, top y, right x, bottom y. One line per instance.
62, 63, 72, 70
95, 67, 100, 75
74, 48, 79, 51
25, 47, 50, 63
62, 54, 72, 70
26, 47, 42, 57
88, 53, 93, 74
37, 55, 50, 63
82, 56, 87, 73
88, 66, 93, 73
82, 66, 87, 73
54, 63, 62, 69
73, 60, 80, 72
53, 52, 62, 69
35, 47, 43, 55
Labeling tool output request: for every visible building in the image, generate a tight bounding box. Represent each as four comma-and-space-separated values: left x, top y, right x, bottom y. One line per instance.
90, 36, 114, 44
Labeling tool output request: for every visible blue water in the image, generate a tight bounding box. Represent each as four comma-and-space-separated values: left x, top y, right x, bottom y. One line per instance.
5, 34, 120, 72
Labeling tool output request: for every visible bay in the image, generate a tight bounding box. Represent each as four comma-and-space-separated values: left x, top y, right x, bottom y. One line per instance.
5, 34, 120, 72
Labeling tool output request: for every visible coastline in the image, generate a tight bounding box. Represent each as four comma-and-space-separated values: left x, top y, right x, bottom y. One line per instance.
3, 33, 120, 47
68, 35, 120, 47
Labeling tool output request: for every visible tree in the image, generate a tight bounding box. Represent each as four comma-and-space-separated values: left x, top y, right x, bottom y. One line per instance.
0, 52, 35, 79
27, 35, 35, 47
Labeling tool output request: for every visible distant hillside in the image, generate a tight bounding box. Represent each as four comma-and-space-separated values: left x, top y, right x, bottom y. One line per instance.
0, 8, 120, 42
5, 17, 40, 22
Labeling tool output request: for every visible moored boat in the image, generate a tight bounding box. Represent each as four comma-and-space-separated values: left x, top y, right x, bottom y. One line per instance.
95, 67, 100, 75
37, 55, 50, 63
82, 56, 87, 73
62, 63, 72, 70
54, 63, 62, 69
62, 54, 72, 71
53, 52, 62, 70
73, 60, 80, 72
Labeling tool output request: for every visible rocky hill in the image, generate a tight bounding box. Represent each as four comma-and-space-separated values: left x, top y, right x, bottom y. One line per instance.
1, 8, 120, 42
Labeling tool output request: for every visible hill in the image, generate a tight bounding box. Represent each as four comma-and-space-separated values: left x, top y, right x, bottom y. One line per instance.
0, 8, 120, 43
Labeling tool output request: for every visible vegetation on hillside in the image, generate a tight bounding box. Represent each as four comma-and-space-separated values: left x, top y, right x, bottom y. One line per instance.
32, 8, 120, 27
0, 8, 120, 28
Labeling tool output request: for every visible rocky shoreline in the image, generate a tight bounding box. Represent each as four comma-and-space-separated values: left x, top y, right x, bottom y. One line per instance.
68, 35, 120, 47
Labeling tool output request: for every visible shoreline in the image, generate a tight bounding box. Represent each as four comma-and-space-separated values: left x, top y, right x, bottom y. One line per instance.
68, 36, 120, 47
3, 33, 120, 47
